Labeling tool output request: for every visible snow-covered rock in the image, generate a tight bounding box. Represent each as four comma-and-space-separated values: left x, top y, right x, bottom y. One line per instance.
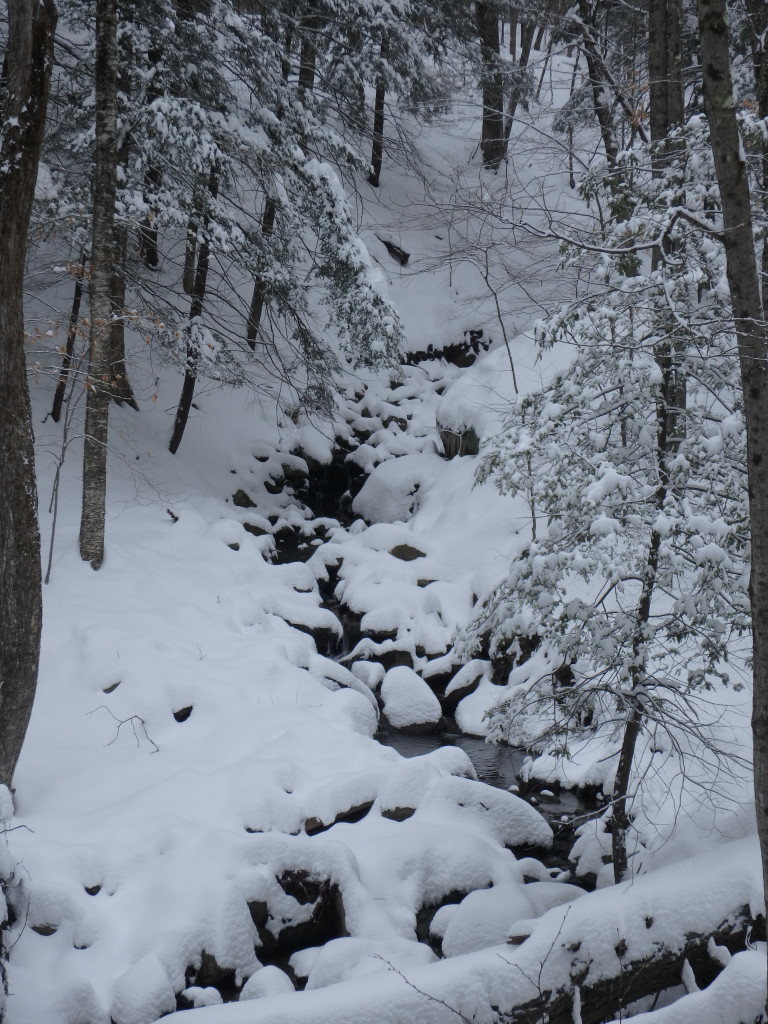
380, 666, 443, 732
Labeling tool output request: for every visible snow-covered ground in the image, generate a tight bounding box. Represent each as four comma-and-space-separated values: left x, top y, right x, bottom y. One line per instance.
3, 45, 763, 1024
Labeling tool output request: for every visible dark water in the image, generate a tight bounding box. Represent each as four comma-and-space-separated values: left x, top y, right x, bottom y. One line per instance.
377, 731, 590, 817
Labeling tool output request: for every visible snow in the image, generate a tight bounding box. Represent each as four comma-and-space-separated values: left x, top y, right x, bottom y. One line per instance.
6, 26, 763, 1024
380, 666, 442, 728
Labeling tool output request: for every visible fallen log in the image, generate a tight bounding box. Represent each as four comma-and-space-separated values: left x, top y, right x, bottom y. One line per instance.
496, 907, 763, 1024
376, 235, 410, 265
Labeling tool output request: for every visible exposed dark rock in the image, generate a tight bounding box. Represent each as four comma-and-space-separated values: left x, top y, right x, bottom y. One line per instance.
243, 520, 268, 537
416, 886, 491, 946
405, 330, 491, 369
232, 489, 256, 509
380, 711, 445, 735
303, 801, 374, 835
173, 706, 193, 723
30, 924, 57, 936
380, 805, 416, 822
441, 666, 484, 716
390, 543, 426, 561
227, 542, 239, 551
84, 884, 101, 896
438, 426, 480, 459
264, 476, 284, 495
184, 951, 241, 1002
250, 871, 347, 962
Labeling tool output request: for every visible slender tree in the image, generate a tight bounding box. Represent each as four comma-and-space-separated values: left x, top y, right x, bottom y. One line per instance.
698, 0, 768, 1010
79, 0, 119, 569
0, 0, 58, 786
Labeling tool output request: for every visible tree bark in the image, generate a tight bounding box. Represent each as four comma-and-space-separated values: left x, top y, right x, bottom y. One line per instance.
169, 167, 218, 454
79, 0, 119, 570
503, 19, 535, 147
297, 0, 319, 101
499, 908, 760, 1024
368, 41, 388, 187
476, 2, 506, 169
744, 0, 768, 278
0, 0, 57, 786
51, 251, 86, 424
698, 1, 768, 1015
577, 0, 619, 166
246, 196, 276, 349
109, 222, 138, 409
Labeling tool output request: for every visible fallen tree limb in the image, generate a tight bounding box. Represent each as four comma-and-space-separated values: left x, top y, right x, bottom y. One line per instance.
496, 907, 763, 1024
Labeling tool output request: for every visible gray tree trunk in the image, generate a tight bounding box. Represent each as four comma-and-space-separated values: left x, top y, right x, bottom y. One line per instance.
169, 168, 218, 454
476, 2, 506, 169
0, 0, 57, 787
79, 0, 119, 570
698, 2, 768, 1012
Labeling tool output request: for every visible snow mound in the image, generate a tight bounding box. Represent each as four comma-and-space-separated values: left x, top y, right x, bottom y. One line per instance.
380, 666, 442, 730
352, 451, 443, 524
415, 775, 553, 850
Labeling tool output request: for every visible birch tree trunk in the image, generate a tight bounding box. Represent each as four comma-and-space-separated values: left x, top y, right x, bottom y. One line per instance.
0, 0, 57, 786
79, 0, 118, 569
698, 2, 768, 1011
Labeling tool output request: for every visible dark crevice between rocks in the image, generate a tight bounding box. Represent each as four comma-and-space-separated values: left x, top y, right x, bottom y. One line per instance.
248, 871, 347, 987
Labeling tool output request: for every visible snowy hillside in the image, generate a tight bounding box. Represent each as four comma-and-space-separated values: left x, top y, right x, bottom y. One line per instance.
2, 9, 764, 1024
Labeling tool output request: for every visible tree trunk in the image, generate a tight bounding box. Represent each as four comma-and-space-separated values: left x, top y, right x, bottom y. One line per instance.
0, 0, 57, 786
368, 41, 387, 187
51, 251, 87, 424
503, 19, 535, 147
183, 204, 200, 295
169, 167, 218, 454
744, 0, 768, 278
138, 167, 161, 269
578, 0, 619, 166
500, 908, 759, 1024
698, 2, 768, 1014
246, 196, 276, 349
80, 0, 119, 570
610, 0, 686, 881
109, 222, 139, 409
508, 6, 517, 57
297, 0, 319, 100
476, 2, 506, 169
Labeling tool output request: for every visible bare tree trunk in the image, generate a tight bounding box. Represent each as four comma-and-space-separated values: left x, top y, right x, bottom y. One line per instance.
183, 202, 200, 295
368, 40, 388, 187
109, 222, 138, 409
80, 0, 119, 570
744, 0, 768, 279
508, 6, 517, 56
246, 196, 276, 349
0, 0, 57, 786
578, 0, 619, 166
297, 0, 319, 101
138, 168, 161, 269
51, 251, 86, 423
368, 77, 386, 187
698, 1, 768, 1013
169, 167, 218, 454
476, 2, 505, 169
503, 19, 535, 147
